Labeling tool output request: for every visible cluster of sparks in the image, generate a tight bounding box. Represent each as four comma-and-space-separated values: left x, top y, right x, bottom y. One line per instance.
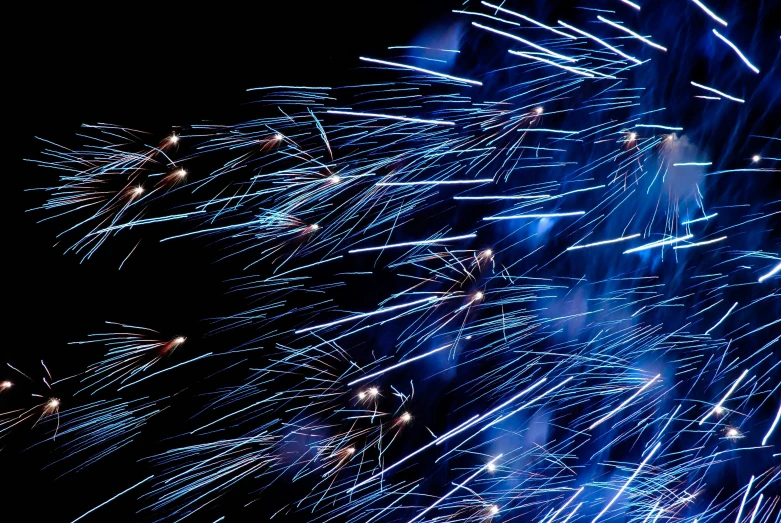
4, 1, 780, 522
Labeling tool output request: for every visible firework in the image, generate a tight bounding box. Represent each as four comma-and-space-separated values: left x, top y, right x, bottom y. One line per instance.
14, 1, 781, 522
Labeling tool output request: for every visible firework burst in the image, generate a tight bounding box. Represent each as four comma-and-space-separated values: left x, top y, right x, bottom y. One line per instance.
11, 1, 781, 522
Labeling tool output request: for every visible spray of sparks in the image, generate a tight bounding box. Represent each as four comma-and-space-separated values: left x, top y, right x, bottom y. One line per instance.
5, 1, 780, 522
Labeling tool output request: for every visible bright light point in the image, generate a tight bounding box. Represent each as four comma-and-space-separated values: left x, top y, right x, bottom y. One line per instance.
474, 291, 484, 301
535, 107, 543, 114
358, 392, 366, 400
176, 169, 187, 177
401, 412, 412, 422
490, 505, 500, 515
1, 381, 11, 389
329, 175, 341, 183
727, 428, 739, 437
173, 336, 186, 344
369, 387, 379, 396
169, 134, 179, 144
628, 132, 637, 140
484, 249, 492, 257
347, 447, 356, 454
714, 406, 724, 414
134, 187, 144, 195
48, 398, 60, 408
274, 133, 283, 141
487, 462, 497, 472
311, 224, 320, 230
752, 155, 760, 162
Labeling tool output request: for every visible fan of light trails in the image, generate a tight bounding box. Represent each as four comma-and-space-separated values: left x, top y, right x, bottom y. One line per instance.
18, 1, 781, 522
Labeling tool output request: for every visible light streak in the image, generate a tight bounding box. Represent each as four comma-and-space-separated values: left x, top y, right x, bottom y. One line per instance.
348, 233, 477, 254
473, 22, 577, 62
508, 50, 604, 79
347, 343, 451, 385
623, 234, 694, 253
351, 380, 547, 492
691, 0, 728, 26
359, 56, 483, 85
567, 234, 641, 250
636, 124, 683, 131
712, 30, 760, 73
71, 476, 154, 523
246, 85, 331, 91
734, 476, 755, 523
758, 262, 781, 283
518, 128, 580, 134
484, 212, 585, 220
326, 110, 455, 126
378, 179, 493, 186
761, 405, 780, 445
408, 455, 502, 523
589, 374, 660, 430
700, 369, 749, 424
673, 236, 727, 249
116, 353, 213, 391
542, 488, 584, 523
561, 503, 583, 523
484, 377, 573, 429
748, 495, 763, 523
597, 16, 667, 51
436, 378, 548, 444
454, 195, 550, 200
295, 296, 440, 333
690, 82, 744, 103
558, 20, 643, 64
481, 2, 577, 38
682, 212, 718, 225
704, 302, 738, 335
592, 442, 662, 523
